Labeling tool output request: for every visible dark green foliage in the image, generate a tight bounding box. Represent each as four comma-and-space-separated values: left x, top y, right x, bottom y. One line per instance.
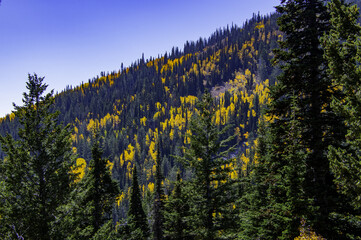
240, 0, 353, 238
323, 0, 361, 210
178, 91, 238, 239
85, 134, 120, 235
91, 220, 119, 240
54, 133, 120, 239
0, 74, 75, 240
152, 143, 165, 240
127, 165, 149, 239
280, 96, 309, 237
163, 171, 195, 240
238, 120, 272, 238
240, 96, 309, 240
273, 0, 345, 237
322, 0, 361, 237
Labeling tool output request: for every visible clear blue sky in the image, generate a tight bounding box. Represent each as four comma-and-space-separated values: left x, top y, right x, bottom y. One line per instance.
0, 0, 278, 117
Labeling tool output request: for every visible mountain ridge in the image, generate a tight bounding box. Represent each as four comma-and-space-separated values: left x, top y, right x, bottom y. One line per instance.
0, 12, 280, 220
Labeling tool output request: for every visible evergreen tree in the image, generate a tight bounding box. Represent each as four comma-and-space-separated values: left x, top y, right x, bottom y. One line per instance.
69, 132, 120, 239
241, 0, 349, 238
163, 171, 194, 240
322, 0, 361, 237
54, 132, 120, 239
91, 220, 119, 240
178, 90, 238, 239
152, 143, 165, 240
86, 133, 120, 235
323, 0, 361, 209
127, 165, 149, 239
238, 120, 272, 238
0, 74, 75, 240
239, 96, 308, 239
274, 0, 344, 237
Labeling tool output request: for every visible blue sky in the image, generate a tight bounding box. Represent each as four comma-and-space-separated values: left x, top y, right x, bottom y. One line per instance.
0, 0, 278, 117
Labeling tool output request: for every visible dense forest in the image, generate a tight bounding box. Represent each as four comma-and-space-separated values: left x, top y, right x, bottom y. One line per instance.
0, 9, 280, 221
1, 0, 361, 239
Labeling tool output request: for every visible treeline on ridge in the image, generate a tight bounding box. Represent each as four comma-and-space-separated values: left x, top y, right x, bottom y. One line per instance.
2, 0, 361, 238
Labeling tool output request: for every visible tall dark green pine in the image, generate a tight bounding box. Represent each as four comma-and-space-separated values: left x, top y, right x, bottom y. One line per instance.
274, 0, 354, 238
238, 119, 272, 238
241, 0, 348, 238
179, 90, 238, 239
239, 96, 308, 239
323, 0, 361, 208
323, 0, 361, 236
87, 134, 119, 236
127, 165, 149, 239
0, 74, 75, 240
163, 171, 195, 240
152, 143, 165, 240
66, 132, 120, 239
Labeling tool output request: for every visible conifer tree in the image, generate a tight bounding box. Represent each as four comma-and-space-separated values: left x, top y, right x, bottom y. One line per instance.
86, 134, 119, 235
238, 120, 272, 238
274, 1, 339, 236
163, 171, 194, 240
241, 0, 349, 238
322, 1, 361, 236
323, 0, 361, 210
152, 143, 165, 240
240, 96, 308, 239
179, 90, 238, 239
64, 132, 120, 239
0, 74, 75, 240
127, 165, 149, 239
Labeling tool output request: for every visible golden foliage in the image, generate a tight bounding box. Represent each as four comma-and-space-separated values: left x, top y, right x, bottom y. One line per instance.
72, 158, 87, 183
294, 219, 326, 240
148, 182, 155, 192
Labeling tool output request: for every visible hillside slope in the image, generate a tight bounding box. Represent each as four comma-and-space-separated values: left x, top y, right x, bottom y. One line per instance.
0, 12, 280, 218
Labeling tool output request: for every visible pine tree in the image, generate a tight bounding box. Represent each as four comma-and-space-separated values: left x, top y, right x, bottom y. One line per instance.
241, 0, 348, 238
240, 96, 308, 239
86, 134, 119, 235
0, 74, 75, 240
238, 120, 272, 238
323, 0, 361, 209
66, 132, 119, 239
127, 165, 149, 239
91, 220, 120, 240
281, 96, 309, 237
322, 0, 361, 237
152, 143, 165, 240
178, 90, 238, 239
274, 1, 345, 237
163, 171, 194, 240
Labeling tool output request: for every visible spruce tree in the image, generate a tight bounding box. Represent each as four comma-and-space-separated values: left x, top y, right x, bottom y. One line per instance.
274, 1, 344, 237
0, 74, 75, 240
323, 0, 361, 209
238, 120, 273, 238
178, 90, 238, 239
127, 165, 149, 239
322, 0, 361, 236
239, 96, 308, 239
63, 132, 120, 239
86, 134, 119, 235
152, 143, 165, 240
241, 0, 349, 238
163, 171, 194, 240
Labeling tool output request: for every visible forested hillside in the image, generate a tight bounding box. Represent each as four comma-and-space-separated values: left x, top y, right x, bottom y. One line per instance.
2, 0, 361, 239
0, 12, 280, 214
